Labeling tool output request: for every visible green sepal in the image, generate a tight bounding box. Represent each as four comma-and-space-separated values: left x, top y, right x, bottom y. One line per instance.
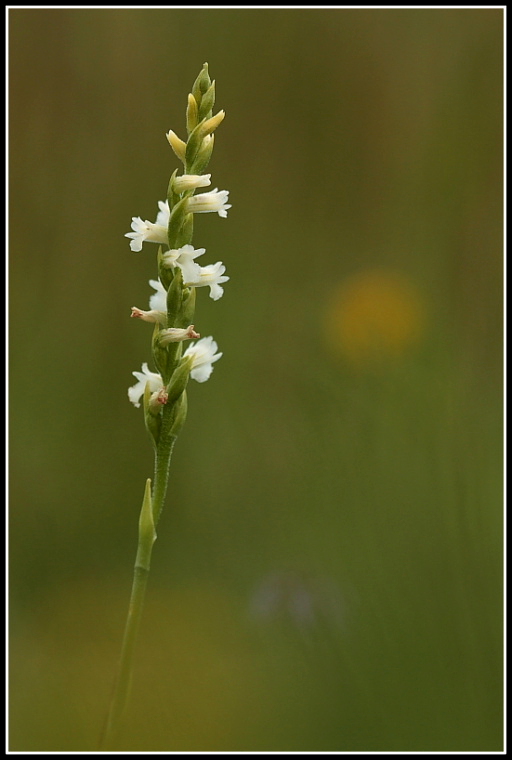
175, 215, 193, 250
158, 246, 174, 291
191, 63, 211, 105
185, 118, 207, 167
187, 112, 223, 168
166, 356, 192, 406
166, 267, 183, 327
143, 382, 162, 448
178, 213, 194, 248
198, 80, 215, 121
167, 169, 180, 210
189, 134, 215, 176
167, 197, 189, 249
135, 479, 156, 571
153, 329, 183, 387
180, 287, 196, 328
151, 320, 168, 377
163, 341, 183, 387
170, 389, 188, 438
198, 62, 211, 93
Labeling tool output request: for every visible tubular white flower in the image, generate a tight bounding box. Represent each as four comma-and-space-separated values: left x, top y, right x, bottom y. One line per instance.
130, 307, 163, 324
128, 363, 164, 408
172, 174, 211, 193
181, 261, 229, 301
183, 336, 223, 383
131, 279, 167, 323
161, 245, 206, 282
186, 188, 231, 218
125, 201, 170, 252
159, 325, 200, 345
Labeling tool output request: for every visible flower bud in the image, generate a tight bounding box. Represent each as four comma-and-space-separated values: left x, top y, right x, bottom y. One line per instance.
171, 173, 211, 194
189, 134, 215, 176
158, 245, 173, 290
198, 80, 215, 121
186, 111, 224, 166
167, 197, 189, 249
151, 321, 170, 378
166, 129, 187, 163
180, 286, 196, 328
165, 355, 193, 406
143, 382, 162, 447
135, 479, 156, 571
169, 390, 188, 439
185, 119, 207, 166
201, 110, 225, 138
191, 62, 211, 104
166, 169, 180, 210
177, 212, 194, 248
186, 93, 199, 134
166, 267, 183, 327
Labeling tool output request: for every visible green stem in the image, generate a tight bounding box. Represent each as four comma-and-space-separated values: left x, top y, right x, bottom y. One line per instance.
99, 565, 150, 749
99, 407, 177, 749
152, 446, 174, 525
153, 404, 178, 526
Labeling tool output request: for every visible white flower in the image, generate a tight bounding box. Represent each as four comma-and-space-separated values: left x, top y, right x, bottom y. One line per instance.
148, 279, 167, 312
181, 261, 229, 301
159, 325, 200, 345
130, 307, 162, 323
186, 188, 231, 218
130, 279, 167, 323
161, 245, 206, 282
183, 336, 222, 383
172, 174, 211, 193
125, 201, 170, 252
128, 363, 164, 408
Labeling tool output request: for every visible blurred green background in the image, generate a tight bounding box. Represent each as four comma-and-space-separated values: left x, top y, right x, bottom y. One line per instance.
9, 8, 503, 752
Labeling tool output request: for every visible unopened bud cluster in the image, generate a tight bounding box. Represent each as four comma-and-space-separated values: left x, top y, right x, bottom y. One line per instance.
126, 63, 229, 445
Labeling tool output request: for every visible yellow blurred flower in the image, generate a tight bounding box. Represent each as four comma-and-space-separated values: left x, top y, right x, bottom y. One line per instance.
324, 269, 425, 366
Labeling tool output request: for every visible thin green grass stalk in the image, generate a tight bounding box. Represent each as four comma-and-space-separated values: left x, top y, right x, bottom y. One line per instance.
99, 63, 230, 750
